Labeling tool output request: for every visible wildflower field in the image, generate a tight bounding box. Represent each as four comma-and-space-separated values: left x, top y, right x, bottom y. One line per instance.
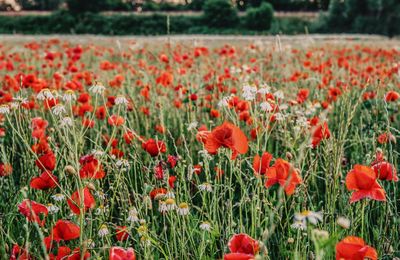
0, 36, 399, 259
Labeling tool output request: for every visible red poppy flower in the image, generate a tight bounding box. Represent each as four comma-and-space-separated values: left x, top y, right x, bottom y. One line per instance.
10, 244, 31, 260
116, 226, 129, 241
371, 151, 398, 181
385, 90, 399, 102
168, 175, 177, 188
311, 122, 331, 148
377, 132, 395, 144
52, 220, 80, 242
335, 236, 377, 260
149, 188, 167, 200
167, 155, 178, 168
31, 117, 48, 139
30, 171, 58, 190
142, 139, 167, 157
253, 152, 273, 175
123, 130, 135, 144
18, 199, 48, 226
35, 151, 56, 171
345, 165, 386, 203
224, 253, 254, 260
109, 247, 136, 260
193, 164, 202, 175
67, 187, 96, 215
96, 106, 107, 120
265, 159, 302, 195
0, 163, 12, 177
205, 122, 248, 160
108, 115, 125, 126
51, 246, 91, 260
196, 129, 210, 144
228, 233, 259, 255
79, 154, 106, 179
296, 88, 309, 104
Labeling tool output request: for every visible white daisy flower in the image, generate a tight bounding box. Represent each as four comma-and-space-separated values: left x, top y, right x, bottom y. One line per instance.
0, 105, 10, 114
177, 202, 190, 216
295, 210, 323, 225
47, 203, 59, 214
242, 84, 258, 101
291, 220, 307, 230
274, 90, 284, 99
127, 207, 139, 223
217, 95, 232, 108
98, 224, 109, 237
260, 102, 273, 112
258, 84, 271, 94
199, 221, 212, 232
158, 201, 168, 213
37, 88, 54, 100
60, 117, 74, 127
89, 83, 105, 95
115, 95, 129, 106
164, 198, 177, 211
95, 204, 108, 215
52, 104, 66, 116
62, 90, 76, 102
52, 193, 65, 202
198, 183, 213, 192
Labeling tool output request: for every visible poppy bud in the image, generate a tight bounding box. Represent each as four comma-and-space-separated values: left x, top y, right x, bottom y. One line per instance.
64, 165, 76, 176
286, 152, 293, 160
86, 183, 96, 191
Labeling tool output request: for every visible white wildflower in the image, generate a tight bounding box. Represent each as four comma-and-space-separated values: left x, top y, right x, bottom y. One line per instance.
37, 88, 54, 100
127, 207, 139, 223
116, 159, 130, 171
187, 121, 199, 131
218, 95, 232, 108
177, 203, 190, 216
98, 224, 109, 237
47, 203, 59, 214
158, 201, 168, 213
0, 105, 10, 114
199, 221, 212, 232
337, 216, 351, 229
52, 193, 65, 202
291, 220, 307, 230
62, 90, 76, 102
258, 84, 271, 94
89, 83, 105, 95
60, 117, 74, 127
242, 84, 258, 101
95, 204, 108, 215
115, 95, 129, 106
274, 90, 284, 99
295, 210, 323, 225
260, 102, 273, 112
198, 182, 213, 192
52, 104, 66, 116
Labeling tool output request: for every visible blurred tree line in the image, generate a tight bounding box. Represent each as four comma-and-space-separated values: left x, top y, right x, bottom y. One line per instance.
314, 0, 400, 36
1, 0, 331, 12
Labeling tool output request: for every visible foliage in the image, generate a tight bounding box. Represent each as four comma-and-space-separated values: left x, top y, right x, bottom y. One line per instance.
245, 2, 274, 30
66, 0, 111, 13
314, 0, 400, 36
202, 0, 239, 28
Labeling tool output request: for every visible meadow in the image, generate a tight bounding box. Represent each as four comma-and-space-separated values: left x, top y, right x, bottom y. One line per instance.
0, 36, 399, 259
